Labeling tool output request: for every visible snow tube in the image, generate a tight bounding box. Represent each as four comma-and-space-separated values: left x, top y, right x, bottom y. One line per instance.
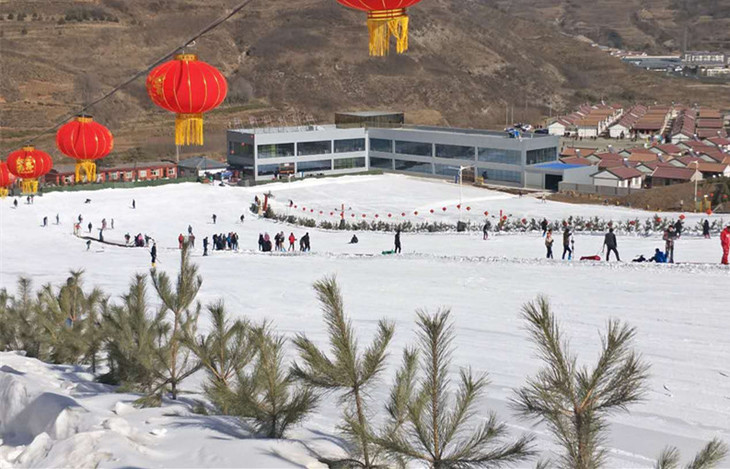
580, 255, 601, 261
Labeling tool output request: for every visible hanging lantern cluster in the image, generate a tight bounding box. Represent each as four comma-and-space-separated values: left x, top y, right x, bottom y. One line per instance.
7, 146, 53, 194
336, 0, 425, 56
56, 115, 114, 183
0, 161, 16, 198
146, 54, 228, 146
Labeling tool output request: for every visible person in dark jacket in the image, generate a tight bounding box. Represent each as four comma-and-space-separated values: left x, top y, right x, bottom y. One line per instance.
349, 234, 359, 244
394, 229, 402, 254
703, 219, 711, 239
603, 228, 620, 261
674, 219, 683, 238
301, 233, 311, 252
562, 228, 572, 260
212, 214, 217, 224
545, 229, 555, 259
483, 221, 490, 240
663, 225, 677, 263
649, 248, 667, 263
88, 222, 93, 233
150, 242, 157, 267
540, 218, 548, 237
258, 234, 264, 251
203, 237, 209, 256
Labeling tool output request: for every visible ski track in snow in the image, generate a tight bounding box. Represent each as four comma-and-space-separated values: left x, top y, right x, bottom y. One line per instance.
0, 174, 728, 468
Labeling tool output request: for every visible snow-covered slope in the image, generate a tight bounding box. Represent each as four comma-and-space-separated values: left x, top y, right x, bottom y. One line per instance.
1, 174, 728, 468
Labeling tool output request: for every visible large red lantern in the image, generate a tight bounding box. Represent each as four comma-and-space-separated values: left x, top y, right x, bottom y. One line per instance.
7, 146, 53, 194
0, 161, 16, 198
56, 115, 113, 183
146, 54, 227, 146
336, 0, 424, 56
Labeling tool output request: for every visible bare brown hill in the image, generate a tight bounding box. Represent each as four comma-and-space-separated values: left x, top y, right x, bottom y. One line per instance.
1, 0, 729, 164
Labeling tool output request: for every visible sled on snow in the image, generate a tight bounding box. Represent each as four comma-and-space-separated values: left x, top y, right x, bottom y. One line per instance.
580, 255, 601, 261
382, 250, 396, 255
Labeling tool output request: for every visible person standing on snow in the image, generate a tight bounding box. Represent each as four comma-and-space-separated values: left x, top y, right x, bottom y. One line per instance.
101, 218, 107, 231
703, 219, 711, 239
540, 218, 548, 237
545, 229, 554, 259
189, 234, 196, 248
13, 199, 18, 208
132, 199, 136, 209
663, 225, 677, 263
674, 219, 683, 238
203, 237, 209, 256
212, 214, 217, 224
258, 233, 264, 251
42, 216, 48, 227
288, 232, 296, 251
721, 224, 730, 265
86, 240, 92, 251
88, 222, 93, 233
111, 219, 114, 230
240, 214, 245, 224
55, 214, 59, 225
188, 225, 193, 235
394, 229, 402, 254
483, 221, 491, 240
603, 228, 620, 262
178, 233, 184, 249
150, 242, 157, 268
562, 227, 572, 260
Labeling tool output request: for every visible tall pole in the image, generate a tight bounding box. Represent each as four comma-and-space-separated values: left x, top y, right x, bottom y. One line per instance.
692, 161, 699, 212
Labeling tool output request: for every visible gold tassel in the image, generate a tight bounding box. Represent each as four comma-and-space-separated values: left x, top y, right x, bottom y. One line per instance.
175, 113, 205, 146
0, 187, 8, 198
367, 9, 409, 57
76, 161, 97, 183
21, 179, 38, 194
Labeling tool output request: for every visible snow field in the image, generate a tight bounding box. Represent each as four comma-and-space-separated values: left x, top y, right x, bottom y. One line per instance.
0, 174, 728, 468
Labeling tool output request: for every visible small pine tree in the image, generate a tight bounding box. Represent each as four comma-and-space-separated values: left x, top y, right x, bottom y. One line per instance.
376, 309, 534, 468
101, 274, 163, 391
513, 296, 649, 469
147, 244, 202, 402
225, 323, 318, 438
183, 301, 254, 413
0, 278, 47, 357
292, 276, 394, 468
655, 439, 728, 469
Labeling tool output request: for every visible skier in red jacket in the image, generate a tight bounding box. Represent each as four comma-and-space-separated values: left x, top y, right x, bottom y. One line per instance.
721, 225, 730, 265
178, 233, 185, 249
288, 232, 296, 251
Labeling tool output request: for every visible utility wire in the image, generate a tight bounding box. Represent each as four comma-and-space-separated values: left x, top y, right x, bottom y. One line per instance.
3, 0, 255, 154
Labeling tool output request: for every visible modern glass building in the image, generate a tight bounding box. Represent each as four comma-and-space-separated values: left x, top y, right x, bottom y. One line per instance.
227, 119, 559, 187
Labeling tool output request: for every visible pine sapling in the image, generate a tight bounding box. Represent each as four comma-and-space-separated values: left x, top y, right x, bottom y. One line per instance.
148, 244, 202, 402
377, 309, 534, 468
513, 296, 649, 469
292, 276, 394, 468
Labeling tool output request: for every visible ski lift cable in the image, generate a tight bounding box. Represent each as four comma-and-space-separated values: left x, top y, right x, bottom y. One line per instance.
3, 0, 256, 154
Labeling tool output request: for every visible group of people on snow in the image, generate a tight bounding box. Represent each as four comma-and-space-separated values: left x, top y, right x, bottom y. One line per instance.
258, 232, 310, 252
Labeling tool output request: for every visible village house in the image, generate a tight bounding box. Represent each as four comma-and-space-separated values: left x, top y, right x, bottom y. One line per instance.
45, 161, 178, 186
649, 166, 702, 187
591, 166, 644, 189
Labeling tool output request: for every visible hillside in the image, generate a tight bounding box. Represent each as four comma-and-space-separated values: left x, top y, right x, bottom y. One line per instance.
493, 0, 730, 53
1, 0, 730, 164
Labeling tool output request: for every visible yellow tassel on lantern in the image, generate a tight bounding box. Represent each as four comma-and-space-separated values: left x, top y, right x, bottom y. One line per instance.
21, 179, 38, 194
175, 113, 205, 146
367, 9, 409, 57
75, 161, 97, 183
0, 187, 8, 198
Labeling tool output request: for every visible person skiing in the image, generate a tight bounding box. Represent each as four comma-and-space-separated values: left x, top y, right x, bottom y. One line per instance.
203, 236, 209, 256
240, 214, 245, 224
86, 240, 91, 251
702, 219, 711, 239
212, 214, 217, 224
150, 242, 157, 268
132, 199, 136, 209
540, 218, 548, 237
483, 220, 491, 240
78, 214, 83, 223
562, 227, 572, 260
178, 233, 184, 249
55, 214, 59, 225
13, 199, 18, 208
545, 229, 554, 259
188, 225, 193, 235
98, 228, 104, 242
42, 216, 48, 227
87, 222, 93, 233
394, 229, 402, 254
288, 232, 296, 251
603, 228, 620, 262
721, 224, 730, 265
663, 225, 677, 263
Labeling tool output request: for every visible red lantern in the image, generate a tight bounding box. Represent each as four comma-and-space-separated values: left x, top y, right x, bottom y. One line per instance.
7, 146, 53, 194
466, 206, 471, 211
679, 214, 686, 220
375, 214, 379, 218
146, 54, 227, 146
522, 218, 527, 224
706, 209, 713, 215
0, 161, 16, 198
401, 212, 406, 217
294, 205, 298, 208
319, 211, 323, 215
351, 214, 355, 218
484, 211, 489, 216
56, 115, 113, 183
310, 209, 314, 213
335, 0, 424, 56
330, 212, 334, 216
442, 207, 447, 211
362, 214, 367, 218
387, 213, 392, 218
456, 204, 461, 209
430, 209, 434, 214
414, 211, 418, 216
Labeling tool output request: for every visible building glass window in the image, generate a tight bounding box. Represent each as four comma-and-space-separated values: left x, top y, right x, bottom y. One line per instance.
334, 138, 366, 153
395, 160, 432, 174
370, 138, 392, 153
478, 147, 522, 165
395, 140, 432, 157
257, 164, 279, 177
370, 157, 393, 170
334, 157, 366, 170
298, 159, 332, 173
435, 144, 474, 160
231, 141, 254, 158
258, 143, 295, 159
138, 170, 147, 178
434, 164, 461, 178
526, 147, 558, 165
480, 168, 521, 183
298, 140, 331, 156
